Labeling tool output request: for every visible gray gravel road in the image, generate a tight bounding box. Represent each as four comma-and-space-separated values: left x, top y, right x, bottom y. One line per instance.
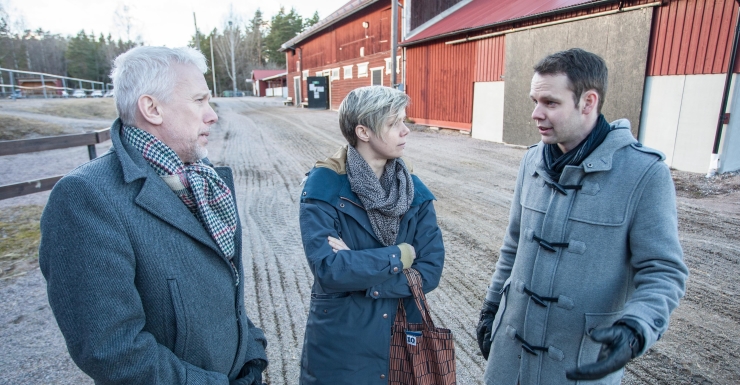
1, 96, 738, 384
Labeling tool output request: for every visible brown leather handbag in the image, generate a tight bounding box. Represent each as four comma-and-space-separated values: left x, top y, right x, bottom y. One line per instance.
389, 268, 456, 385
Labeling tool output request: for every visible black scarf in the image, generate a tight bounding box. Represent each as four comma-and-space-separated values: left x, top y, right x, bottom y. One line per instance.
543, 114, 623, 181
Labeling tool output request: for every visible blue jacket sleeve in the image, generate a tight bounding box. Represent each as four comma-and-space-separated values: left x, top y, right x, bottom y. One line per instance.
367, 200, 445, 298
299, 199, 444, 298
39, 175, 230, 385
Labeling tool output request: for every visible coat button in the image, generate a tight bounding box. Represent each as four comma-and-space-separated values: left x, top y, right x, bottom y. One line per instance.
383, 314, 388, 319
340, 203, 345, 208
586, 163, 593, 168
380, 374, 386, 379
635, 142, 643, 147
323, 309, 327, 313
392, 254, 396, 258
654, 318, 665, 327
302, 191, 307, 196
393, 267, 399, 272
373, 291, 379, 297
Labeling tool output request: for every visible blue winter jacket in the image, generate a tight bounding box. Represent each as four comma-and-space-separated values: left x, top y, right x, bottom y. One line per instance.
298, 146, 445, 385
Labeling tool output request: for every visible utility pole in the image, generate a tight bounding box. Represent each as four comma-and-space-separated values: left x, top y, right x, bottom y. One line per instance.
390, 0, 398, 87
228, 21, 237, 94
210, 35, 217, 97
193, 12, 201, 50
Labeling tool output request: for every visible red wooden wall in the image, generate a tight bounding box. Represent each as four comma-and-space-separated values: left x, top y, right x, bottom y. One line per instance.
647, 0, 740, 76
286, 0, 403, 109
405, 35, 504, 129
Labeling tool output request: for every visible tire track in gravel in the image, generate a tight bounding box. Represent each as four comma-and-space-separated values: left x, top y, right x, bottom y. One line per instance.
211, 97, 740, 385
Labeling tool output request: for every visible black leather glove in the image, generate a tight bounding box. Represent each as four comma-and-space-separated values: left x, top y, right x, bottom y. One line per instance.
566, 319, 644, 381
230, 359, 267, 385
475, 300, 499, 359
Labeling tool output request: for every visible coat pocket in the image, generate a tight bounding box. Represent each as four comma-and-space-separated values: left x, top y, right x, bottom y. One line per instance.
490, 278, 512, 344
167, 279, 188, 359
575, 311, 625, 384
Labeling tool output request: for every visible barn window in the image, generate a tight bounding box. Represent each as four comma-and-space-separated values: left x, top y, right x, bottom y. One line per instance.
343, 65, 353, 79
302, 70, 309, 80
385, 56, 401, 74
357, 62, 369, 78
331, 68, 340, 81
370, 67, 383, 86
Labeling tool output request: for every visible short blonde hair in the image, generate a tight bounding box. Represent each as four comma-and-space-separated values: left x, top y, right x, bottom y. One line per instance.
338, 86, 410, 146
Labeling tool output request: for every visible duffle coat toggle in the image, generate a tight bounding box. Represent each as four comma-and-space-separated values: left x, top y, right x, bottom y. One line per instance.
531, 234, 569, 252
534, 171, 583, 195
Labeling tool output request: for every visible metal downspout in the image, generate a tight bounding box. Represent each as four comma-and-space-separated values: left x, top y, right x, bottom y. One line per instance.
708, 0, 740, 176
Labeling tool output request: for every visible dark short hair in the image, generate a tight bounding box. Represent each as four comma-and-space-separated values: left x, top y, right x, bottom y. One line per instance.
533, 48, 608, 113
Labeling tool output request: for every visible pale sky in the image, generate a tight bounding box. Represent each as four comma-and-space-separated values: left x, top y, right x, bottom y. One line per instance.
5, 0, 350, 47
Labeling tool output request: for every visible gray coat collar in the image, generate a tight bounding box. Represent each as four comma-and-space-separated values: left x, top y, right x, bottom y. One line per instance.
532, 119, 636, 179
109, 118, 233, 260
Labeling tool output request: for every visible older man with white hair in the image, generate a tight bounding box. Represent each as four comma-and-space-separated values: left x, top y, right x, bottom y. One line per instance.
39, 46, 268, 385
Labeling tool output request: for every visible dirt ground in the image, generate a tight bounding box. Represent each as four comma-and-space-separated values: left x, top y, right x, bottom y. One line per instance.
0, 97, 738, 384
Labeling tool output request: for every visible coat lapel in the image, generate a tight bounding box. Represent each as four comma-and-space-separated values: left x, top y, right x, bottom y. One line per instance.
135, 172, 224, 257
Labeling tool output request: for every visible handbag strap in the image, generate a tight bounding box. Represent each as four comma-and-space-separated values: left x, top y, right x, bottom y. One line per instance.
403, 268, 437, 330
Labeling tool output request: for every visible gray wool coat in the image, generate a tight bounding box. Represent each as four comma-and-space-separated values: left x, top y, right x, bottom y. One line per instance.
483, 121, 688, 385
39, 119, 267, 384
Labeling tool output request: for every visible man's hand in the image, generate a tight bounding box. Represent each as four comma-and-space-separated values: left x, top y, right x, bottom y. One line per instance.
475, 300, 499, 359
566, 321, 644, 381
328, 236, 350, 253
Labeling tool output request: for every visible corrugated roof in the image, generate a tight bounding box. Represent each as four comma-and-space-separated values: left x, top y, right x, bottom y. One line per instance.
280, 0, 379, 51
252, 70, 286, 81
261, 72, 288, 81
402, 0, 610, 45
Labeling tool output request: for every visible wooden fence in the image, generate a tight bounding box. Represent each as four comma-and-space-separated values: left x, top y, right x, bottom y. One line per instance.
0, 128, 110, 200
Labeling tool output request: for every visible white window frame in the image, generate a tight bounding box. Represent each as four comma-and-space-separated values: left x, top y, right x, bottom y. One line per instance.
316, 71, 323, 77
343, 65, 353, 79
357, 62, 369, 78
360, 47, 365, 57
302, 70, 309, 80
296, 60, 301, 72
331, 68, 340, 81
385, 56, 402, 75
370, 66, 384, 86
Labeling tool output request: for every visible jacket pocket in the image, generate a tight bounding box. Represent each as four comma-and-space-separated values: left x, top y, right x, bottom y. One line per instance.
490, 278, 512, 344
167, 279, 188, 359
577, 311, 622, 367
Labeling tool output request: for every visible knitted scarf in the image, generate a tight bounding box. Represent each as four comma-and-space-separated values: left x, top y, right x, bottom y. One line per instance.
543, 114, 625, 181
123, 126, 237, 259
346, 145, 414, 247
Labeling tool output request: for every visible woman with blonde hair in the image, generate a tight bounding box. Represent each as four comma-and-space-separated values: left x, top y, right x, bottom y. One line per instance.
298, 86, 445, 384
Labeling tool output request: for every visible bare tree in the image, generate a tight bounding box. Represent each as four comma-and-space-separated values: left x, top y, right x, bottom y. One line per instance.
213, 5, 246, 94
113, 3, 140, 43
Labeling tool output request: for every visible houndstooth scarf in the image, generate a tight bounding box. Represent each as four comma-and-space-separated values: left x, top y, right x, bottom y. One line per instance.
346, 145, 414, 247
123, 126, 237, 259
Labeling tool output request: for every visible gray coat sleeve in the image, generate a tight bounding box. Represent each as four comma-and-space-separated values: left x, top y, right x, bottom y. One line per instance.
486, 152, 528, 304
39, 175, 229, 385
623, 161, 688, 354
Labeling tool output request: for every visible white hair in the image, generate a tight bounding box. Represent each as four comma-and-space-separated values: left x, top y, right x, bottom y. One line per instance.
110, 46, 208, 126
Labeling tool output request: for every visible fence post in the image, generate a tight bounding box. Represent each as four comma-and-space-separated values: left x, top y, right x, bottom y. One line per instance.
9, 70, 16, 100
41, 74, 48, 98
87, 144, 97, 160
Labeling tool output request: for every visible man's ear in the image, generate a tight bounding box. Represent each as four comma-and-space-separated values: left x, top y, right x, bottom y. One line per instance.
581, 90, 599, 115
137, 95, 163, 125
355, 124, 371, 143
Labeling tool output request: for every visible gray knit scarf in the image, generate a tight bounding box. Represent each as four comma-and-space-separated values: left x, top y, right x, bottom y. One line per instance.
346, 145, 414, 247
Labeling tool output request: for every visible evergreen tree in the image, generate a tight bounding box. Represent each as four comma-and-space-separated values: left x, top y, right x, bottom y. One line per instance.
304, 11, 320, 30
264, 7, 303, 66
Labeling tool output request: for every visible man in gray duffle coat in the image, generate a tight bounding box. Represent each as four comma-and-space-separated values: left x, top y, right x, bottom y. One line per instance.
476, 48, 688, 384
39, 46, 267, 384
